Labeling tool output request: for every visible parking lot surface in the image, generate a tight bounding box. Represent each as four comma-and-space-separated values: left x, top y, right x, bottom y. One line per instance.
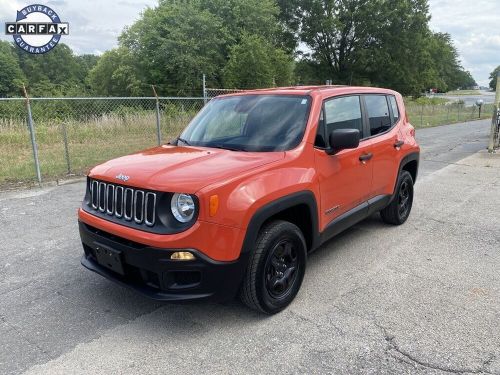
1, 119, 499, 374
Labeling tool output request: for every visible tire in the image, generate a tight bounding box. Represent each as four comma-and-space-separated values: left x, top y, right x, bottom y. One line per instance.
239, 220, 307, 314
380, 170, 414, 225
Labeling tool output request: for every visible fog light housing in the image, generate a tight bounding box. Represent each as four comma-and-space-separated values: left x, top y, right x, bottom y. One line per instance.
170, 251, 196, 261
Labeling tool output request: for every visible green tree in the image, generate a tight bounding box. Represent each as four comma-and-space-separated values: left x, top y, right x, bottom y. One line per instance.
13, 43, 98, 95
76, 54, 99, 82
16, 44, 81, 86
88, 47, 142, 96
489, 66, 500, 90
193, 0, 281, 43
426, 33, 475, 91
0, 41, 25, 97
365, 0, 435, 96
116, 0, 290, 95
223, 34, 293, 88
120, 1, 230, 95
278, 0, 472, 96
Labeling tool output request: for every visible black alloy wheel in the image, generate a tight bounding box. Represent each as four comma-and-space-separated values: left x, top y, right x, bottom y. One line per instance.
264, 239, 299, 299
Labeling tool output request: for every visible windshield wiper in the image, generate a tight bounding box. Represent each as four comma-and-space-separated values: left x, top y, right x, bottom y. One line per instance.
209, 144, 247, 152
176, 137, 191, 146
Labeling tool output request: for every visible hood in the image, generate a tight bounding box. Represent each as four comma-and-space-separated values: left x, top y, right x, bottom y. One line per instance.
89, 145, 284, 193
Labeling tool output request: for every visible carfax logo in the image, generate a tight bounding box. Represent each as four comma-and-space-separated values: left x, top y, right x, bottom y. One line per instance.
5, 4, 69, 54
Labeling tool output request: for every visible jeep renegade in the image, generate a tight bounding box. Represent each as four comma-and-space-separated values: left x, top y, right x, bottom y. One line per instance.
79, 86, 420, 314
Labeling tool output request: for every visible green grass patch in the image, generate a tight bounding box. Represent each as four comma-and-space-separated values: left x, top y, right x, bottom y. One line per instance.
446, 90, 482, 96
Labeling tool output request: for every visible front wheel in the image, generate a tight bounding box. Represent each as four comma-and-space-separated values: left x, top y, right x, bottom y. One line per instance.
380, 170, 414, 225
239, 220, 307, 314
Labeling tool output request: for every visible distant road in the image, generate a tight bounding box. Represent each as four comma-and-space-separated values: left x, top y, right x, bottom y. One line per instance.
430, 90, 495, 106
416, 118, 490, 178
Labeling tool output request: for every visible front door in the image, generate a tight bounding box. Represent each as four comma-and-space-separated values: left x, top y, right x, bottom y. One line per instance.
314, 95, 373, 231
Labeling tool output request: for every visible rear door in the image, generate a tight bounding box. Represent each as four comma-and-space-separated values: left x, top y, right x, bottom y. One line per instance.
362, 94, 402, 198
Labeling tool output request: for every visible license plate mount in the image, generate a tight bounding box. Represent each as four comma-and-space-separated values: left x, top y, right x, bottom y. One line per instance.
94, 245, 125, 275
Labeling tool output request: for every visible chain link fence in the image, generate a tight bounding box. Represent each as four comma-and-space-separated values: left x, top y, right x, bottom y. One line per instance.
405, 101, 495, 128
0, 93, 496, 188
204, 88, 244, 101
0, 97, 204, 188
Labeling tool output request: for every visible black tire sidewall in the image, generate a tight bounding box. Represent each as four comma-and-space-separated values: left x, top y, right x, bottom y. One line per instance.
255, 224, 306, 313
396, 171, 414, 223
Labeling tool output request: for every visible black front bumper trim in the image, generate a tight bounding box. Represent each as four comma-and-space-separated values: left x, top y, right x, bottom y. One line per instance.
79, 221, 248, 302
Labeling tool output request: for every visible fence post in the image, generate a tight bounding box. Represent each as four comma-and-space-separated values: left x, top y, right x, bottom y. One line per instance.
457, 104, 461, 122
61, 122, 71, 174
446, 105, 450, 123
22, 84, 42, 184
488, 72, 500, 152
152, 85, 162, 146
202, 74, 207, 104
420, 105, 424, 127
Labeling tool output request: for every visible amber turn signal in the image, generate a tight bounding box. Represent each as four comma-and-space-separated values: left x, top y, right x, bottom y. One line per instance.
209, 195, 219, 217
170, 251, 196, 261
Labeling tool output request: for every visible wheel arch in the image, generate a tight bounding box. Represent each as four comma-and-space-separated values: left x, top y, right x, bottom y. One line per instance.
397, 152, 419, 188
241, 191, 320, 257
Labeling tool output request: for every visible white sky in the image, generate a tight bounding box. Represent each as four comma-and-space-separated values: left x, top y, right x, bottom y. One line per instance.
1, 0, 498, 86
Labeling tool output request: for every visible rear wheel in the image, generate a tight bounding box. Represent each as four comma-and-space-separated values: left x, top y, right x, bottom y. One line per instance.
240, 220, 307, 314
380, 170, 414, 225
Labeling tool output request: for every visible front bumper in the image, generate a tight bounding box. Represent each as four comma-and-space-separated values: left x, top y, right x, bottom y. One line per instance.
79, 221, 248, 302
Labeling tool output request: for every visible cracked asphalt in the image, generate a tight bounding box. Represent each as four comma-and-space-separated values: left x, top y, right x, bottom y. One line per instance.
1, 119, 499, 374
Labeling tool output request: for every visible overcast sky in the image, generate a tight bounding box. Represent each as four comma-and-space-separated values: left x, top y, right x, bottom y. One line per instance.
1, 0, 498, 87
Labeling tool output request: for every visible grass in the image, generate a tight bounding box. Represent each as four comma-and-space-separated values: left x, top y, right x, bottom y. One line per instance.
446, 90, 482, 96
0, 111, 194, 188
0, 101, 495, 187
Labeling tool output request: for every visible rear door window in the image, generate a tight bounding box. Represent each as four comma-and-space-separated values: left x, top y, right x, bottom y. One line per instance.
365, 95, 392, 136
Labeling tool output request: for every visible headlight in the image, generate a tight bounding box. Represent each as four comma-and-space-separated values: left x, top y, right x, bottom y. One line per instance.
171, 193, 195, 223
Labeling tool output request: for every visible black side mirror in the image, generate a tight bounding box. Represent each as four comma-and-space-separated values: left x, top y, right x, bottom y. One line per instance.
326, 129, 360, 155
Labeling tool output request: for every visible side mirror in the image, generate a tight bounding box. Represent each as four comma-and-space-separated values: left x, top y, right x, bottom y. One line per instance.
326, 129, 360, 155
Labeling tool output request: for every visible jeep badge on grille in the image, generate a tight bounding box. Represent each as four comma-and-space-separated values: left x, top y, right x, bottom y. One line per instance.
116, 173, 130, 182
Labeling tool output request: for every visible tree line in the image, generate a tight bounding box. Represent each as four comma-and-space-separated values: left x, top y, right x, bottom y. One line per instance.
0, 0, 484, 98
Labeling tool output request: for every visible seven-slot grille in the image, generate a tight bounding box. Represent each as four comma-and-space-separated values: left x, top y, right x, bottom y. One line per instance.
89, 180, 157, 227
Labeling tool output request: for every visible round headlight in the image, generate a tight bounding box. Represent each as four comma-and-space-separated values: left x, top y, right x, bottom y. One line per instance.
171, 193, 195, 223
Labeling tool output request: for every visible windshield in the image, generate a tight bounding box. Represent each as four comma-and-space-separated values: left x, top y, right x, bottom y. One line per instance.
178, 95, 311, 152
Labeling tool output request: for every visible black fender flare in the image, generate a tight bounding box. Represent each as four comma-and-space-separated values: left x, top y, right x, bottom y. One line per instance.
240, 190, 320, 257
390, 152, 420, 201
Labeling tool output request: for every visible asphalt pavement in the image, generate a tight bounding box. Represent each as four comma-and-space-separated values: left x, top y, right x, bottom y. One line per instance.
1, 119, 499, 375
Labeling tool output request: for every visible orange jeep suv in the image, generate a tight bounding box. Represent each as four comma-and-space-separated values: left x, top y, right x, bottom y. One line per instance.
79, 86, 419, 314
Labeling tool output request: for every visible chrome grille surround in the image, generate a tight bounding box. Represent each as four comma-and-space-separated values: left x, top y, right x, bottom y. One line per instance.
88, 179, 156, 227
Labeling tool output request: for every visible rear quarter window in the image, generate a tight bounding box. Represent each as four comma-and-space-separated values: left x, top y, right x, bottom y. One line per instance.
389, 96, 400, 124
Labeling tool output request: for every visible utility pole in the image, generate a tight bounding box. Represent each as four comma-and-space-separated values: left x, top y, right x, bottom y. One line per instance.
488, 72, 500, 152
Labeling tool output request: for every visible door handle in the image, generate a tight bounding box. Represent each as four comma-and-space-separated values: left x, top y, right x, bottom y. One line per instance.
394, 140, 404, 148
359, 153, 373, 162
